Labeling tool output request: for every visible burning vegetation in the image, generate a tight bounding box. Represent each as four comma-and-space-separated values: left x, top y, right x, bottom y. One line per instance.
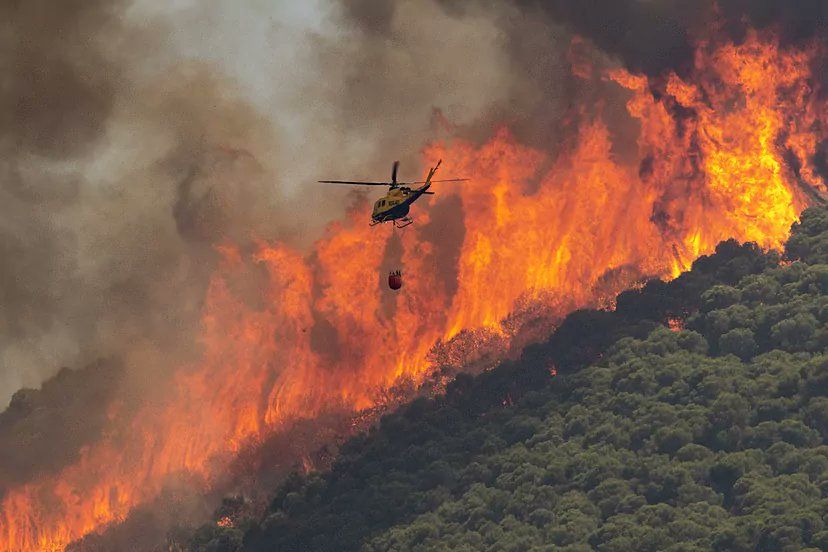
1, 2, 827, 550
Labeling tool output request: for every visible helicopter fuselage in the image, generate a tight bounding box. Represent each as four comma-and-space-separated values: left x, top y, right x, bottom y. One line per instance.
370, 185, 430, 224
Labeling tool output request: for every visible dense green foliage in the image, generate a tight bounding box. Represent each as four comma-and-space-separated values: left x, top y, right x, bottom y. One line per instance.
193, 208, 828, 551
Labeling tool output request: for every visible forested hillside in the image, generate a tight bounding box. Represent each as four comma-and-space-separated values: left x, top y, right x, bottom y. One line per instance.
189, 207, 828, 552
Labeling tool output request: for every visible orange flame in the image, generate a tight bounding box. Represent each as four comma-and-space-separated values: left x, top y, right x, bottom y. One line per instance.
1, 31, 825, 551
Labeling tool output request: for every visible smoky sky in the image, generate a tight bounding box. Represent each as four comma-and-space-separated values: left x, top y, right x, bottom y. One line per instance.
0, 0, 572, 408
373, 0, 826, 79
338, 0, 826, 159
1, 0, 300, 405
1, 0, 127, 403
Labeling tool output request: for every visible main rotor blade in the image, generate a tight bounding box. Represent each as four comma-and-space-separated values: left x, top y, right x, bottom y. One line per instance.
392, 161, 399, 185
318, 180, 390, 186
318, 177, 468, 186
407, 178, 469, 184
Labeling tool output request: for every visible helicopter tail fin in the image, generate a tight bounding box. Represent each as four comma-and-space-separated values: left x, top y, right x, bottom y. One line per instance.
422, 159, 442, 190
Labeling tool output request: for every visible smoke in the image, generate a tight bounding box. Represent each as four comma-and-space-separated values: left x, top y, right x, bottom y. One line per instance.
1, 0, 283, 407
0, 0, 512, 409
339, 0, 580, 148
0, 0, 588, 411
0, 362, 122, 494
515, 0, 827, 75
335, 0, 822, 164
335, 0, 828, 186
718, 0, 828, 44
0, 0, 128, 405
512, 0, 701, 76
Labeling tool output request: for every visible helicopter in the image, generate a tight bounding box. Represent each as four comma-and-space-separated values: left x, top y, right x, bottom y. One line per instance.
319, 159, 467, 228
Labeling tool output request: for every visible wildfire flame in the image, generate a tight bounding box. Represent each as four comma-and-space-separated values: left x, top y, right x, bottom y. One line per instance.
1, 30, 825, 551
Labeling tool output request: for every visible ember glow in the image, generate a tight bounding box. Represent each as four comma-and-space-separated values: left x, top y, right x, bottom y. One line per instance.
1, 30, 825, 551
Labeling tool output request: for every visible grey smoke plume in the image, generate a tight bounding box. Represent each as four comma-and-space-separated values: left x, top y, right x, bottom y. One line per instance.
1, 0, 129, 404
0, 0, 291, 405
500, 0, 826, 76
0, 5, 285, 406
0, 0, 567, 408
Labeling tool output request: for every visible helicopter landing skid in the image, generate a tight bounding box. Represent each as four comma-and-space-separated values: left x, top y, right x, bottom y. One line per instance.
369, 217, 414, 228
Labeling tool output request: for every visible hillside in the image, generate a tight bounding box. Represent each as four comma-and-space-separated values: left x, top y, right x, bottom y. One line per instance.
187, 207, 828, 552
0, 360, 122, 497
